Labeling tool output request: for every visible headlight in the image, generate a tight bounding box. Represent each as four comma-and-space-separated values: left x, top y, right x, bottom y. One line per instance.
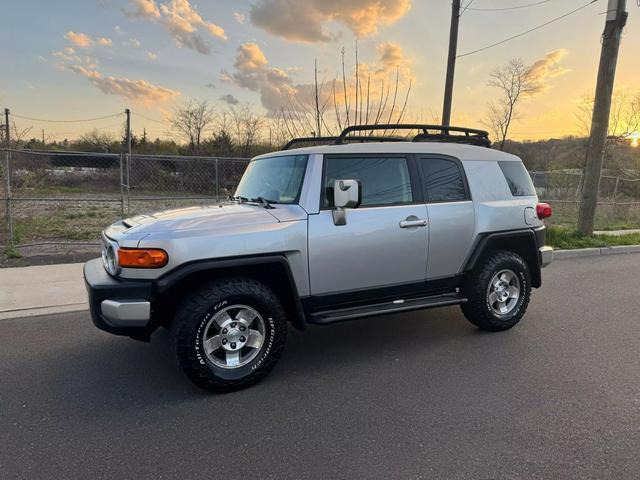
101, 236, 120, 276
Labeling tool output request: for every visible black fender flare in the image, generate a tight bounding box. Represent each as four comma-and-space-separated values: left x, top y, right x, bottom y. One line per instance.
154, 254, 307, 330
463, 229, 542, 288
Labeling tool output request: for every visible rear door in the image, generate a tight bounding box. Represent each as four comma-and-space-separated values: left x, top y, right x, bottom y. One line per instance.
308, 154, 429, 295
417, 155, 475, 279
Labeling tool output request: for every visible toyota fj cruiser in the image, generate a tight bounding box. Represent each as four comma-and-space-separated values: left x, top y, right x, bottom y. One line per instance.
84, 124, 553, 392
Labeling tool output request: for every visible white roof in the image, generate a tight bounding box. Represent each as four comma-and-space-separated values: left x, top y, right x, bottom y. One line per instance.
254, 141, 521, 162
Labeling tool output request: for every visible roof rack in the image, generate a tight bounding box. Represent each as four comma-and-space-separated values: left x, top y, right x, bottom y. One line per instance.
282, 123, 491, 150
283, 135, 405, 150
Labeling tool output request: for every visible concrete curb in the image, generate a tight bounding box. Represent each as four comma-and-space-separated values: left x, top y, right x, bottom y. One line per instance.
554, 244, 640, 260
2, 246, 640, 320
0, 303, 88, 321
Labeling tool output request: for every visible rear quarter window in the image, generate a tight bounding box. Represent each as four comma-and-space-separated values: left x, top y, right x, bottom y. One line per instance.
498, 161, 536, 197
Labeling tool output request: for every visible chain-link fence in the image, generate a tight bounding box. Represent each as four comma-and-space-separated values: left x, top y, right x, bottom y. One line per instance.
530, 170, 640, 228
0, 149, 249, 250
3, 150, 640, 256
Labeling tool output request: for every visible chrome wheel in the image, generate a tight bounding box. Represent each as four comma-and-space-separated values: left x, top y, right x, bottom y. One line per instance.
487, 269, 521, 316
202, 305, 266, 369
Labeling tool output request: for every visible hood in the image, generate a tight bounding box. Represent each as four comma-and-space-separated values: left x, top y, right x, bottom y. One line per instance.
108, 203, 279, 239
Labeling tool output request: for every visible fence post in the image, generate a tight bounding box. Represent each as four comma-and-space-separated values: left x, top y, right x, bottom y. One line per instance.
125, 109, 131, 216
119, 153, 125, 217
576, 173, 583, 200
215, 158, 219, 201
4, 108, 13, 248
612, 176, 619, 204
531, 172, 537, 194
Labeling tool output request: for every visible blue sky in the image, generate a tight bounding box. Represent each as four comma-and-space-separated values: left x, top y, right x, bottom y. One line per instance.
0, 0, 638, 141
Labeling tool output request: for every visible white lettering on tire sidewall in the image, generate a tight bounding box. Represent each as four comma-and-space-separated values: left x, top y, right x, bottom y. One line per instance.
251, 316, 275, 371
194, 300, 228, 366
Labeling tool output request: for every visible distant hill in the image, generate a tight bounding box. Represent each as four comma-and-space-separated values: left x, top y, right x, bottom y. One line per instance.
502, 136, 640, 176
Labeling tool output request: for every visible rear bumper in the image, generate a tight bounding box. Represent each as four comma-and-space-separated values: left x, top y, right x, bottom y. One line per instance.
83, 258, 156, 340
539, 246, 553, 267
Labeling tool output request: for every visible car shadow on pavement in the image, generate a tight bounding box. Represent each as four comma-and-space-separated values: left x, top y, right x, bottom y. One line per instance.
277, 306, 481, 375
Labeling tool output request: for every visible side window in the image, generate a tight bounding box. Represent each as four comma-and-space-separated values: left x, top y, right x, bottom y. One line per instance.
323, 156, 413, 208
419, 157, 468, 203
499, 161, 536, 196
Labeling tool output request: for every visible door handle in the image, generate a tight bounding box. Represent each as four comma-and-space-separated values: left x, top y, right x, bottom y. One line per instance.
399, 218, 428, 228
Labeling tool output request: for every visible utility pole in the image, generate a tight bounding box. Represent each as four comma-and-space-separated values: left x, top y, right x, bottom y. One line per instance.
442, 0, 461, 127
125, 108, 131, 156
42, 128, 45, 151
577, 0, 628, 235
4, 108, 13, 247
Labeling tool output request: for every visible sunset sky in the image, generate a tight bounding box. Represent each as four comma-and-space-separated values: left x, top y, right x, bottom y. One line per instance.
0, 0, 638, 142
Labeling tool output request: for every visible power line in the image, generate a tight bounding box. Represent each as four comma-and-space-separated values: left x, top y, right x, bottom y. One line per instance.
466, 0, 553, 12
457, 0, 600, 58
459, 0, 477, 16
10, 112, 123, 123
132, 111, 170, 125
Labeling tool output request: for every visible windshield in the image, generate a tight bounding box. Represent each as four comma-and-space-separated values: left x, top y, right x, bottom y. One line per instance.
234, 154, 308, 204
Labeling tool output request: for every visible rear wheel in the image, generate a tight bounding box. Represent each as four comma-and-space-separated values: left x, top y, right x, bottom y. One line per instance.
461, 250, 531, 331
173, 278, 287, 392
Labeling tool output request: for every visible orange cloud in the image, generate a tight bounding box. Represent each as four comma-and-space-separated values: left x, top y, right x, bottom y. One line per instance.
234, 43, 268, 72
65, 31, 93, 48
374, 42, 413, 80
527, 49, 571, 87
96, 37, 113, 47
127, 0, 161, 18
224, 43, 295, 111
250, 0, 411, 42
125, 0, 227, 54
68, 65, 180, 105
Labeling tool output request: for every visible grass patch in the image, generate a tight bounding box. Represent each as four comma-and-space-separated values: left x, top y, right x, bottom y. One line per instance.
11, 204, 122, 244
4, 246, 22, 259
547, 226, 640, 249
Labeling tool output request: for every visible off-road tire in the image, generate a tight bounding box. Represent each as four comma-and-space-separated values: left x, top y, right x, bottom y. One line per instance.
461, 250, 531, 332
173, 277, 287, 392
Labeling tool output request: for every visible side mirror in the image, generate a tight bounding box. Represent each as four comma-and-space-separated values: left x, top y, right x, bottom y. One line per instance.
332, 179, 361, 226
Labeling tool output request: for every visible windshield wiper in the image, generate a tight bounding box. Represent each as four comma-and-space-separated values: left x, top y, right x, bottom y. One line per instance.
229, 195, 277, 208
250, 196, 278, 209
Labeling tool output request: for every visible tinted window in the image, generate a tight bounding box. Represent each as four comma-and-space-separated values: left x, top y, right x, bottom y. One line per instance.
420, 158, 468, 203
499, 161, 536, 196
323, 157, 413, 207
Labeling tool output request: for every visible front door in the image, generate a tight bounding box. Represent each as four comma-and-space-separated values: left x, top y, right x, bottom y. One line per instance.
308, 154, 429, 295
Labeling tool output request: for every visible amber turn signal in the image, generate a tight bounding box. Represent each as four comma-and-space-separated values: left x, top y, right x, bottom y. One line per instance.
118, 248, 168, 268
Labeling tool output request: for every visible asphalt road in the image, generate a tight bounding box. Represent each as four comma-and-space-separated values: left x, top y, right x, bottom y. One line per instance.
1, 255, 639, 480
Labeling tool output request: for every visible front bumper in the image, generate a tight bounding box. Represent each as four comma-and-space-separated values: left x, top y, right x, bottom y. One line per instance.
539, 246, 553, 267
84, 258, 156, 340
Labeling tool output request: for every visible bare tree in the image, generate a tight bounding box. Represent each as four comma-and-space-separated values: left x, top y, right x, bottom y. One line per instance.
171, 100, 215, 154
484, 58, 541, 150
76, 129, 116, 152
9, 122, 33, 149
230, 106, 264, 157
280, 45, 414, 140
575, 90, 640, 172
576, 90, 640, 142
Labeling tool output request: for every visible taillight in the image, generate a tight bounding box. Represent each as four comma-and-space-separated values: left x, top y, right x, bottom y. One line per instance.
118, 248, 168, 268
536, 202, 552, 219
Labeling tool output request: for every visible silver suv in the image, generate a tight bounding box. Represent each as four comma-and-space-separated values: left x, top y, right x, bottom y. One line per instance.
84, 125, 553, 392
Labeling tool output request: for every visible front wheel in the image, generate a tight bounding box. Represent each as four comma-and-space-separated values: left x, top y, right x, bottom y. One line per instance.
461, 250, 531, 332
173, 278, 287, 392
